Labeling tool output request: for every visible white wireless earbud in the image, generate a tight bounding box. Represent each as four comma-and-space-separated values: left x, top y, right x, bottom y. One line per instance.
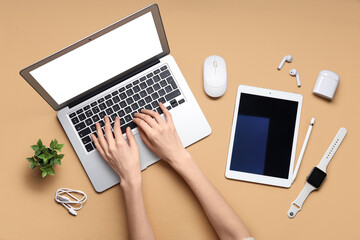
277, 55, 293, 70
289, 69, 301, 87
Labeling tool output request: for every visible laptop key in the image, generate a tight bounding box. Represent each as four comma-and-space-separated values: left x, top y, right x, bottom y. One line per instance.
111, 113, 117, 121
140, 76, 146, 81
153, 75, 160, 82
126, 97, 134, 105
165, 86, 172, 93
113, 96, 120, 103
76, 109, 83, 114
159, 89, 166, 96
97, 98, 104, 103
151, 92, 159, 100
120, 118, 125, 125
105, 94, 111, 100
146, 79, 154, 86
111, 90, 119, 96
156, 107, 163, 114
126, 89, 134, 96
124, 115, 132, 122
99, 103, 106, 110
79, 127, 91, 138
69, 112, 76, 118
85, 110, 93, 117
140, 82, 147, 89
166, 105, 172, 110
178, 99, 185, 104
147, 73, 153, 78
119, 93, 127, 100
71, 117, 79, 125
99, 120, 105, 127
85, 118, 93, 126
99, 111, 106, 119
83, 105, 90, 111
126, 83, 133, 89
90, 124, 97, 132
113, 104, 120, 112
154, 69, 160, 74
75, 122, 86, 131
119, 87, 125, 92
133, 94, 140, 101
160, 70, 170, 79
158, 97, 165, 104
92, 115, 100, 122
92, 106, 100, 114
121, 121, 137, 133
151, 101, 158, 108
85, 143, 94, 152
146, 87, 154, 94
125, 107, 132, 114
78, 113, 86, 121
131, 103, 139, 111
133, 85, 140, 93
165, 89, 181, 101
106, 99, 113, 107
145, 96, 152, 103
119, 101, 127, 108
139, 90, 147, 98
82, 136, 92, 145
118, 110, 125, 117
167, 76, 178, 89
138, 99, 145, 107
106, 108, 113, 115
160, 65, 167, 71
153, 83, 160, 91
145, 104, 152, 110
90, 101, 97, 107
133, 79, 139, 85
160, 80, 167, 87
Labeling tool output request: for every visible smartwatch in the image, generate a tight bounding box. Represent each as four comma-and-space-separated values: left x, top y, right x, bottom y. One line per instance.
287, 127, 347, 218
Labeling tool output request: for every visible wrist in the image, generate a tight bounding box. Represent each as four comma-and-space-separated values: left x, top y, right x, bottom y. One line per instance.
168, 151, 194, 173
120, 177, 142, 192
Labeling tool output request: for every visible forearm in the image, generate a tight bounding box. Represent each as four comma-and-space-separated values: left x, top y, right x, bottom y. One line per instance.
171, 153, 251, 240
121, 182, 155, 240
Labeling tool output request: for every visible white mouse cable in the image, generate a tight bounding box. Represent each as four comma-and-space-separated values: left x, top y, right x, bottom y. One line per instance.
55, 188, 87, 216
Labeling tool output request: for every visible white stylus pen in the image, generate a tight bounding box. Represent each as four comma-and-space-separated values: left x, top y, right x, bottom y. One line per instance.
292, 118, 315, 183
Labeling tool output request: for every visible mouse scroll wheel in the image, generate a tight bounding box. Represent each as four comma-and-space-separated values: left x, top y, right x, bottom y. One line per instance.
213, 61, 217, 68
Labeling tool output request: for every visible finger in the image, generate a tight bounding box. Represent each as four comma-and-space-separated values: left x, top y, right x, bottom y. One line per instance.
95, 122, 109, 153
138, 128, 154, 151
140, 108, 164, 124
90, 133, 108, 162
134, 112, 158, 129
159, 102, 173, 124
133, 117, 153, 134
126, 127, 138, 149
113, 117, 125, 142
104, 116, 115, 145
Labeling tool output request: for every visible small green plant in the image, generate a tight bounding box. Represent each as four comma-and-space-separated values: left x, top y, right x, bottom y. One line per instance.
26, 139, 64, 178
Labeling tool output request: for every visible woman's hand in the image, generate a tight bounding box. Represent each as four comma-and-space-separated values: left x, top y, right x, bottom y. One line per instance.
90, 116, 141, 187
133, 102, 190, 166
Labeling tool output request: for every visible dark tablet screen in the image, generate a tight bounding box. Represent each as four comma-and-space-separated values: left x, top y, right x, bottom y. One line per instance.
230, 93, 298, 179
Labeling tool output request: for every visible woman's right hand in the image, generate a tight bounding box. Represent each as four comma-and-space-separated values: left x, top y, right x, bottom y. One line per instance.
133, 103, 190, 166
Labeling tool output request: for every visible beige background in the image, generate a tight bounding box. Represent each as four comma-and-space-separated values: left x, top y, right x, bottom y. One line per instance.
1, 0, 359, 239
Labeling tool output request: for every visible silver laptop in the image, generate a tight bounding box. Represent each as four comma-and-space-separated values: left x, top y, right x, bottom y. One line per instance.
20, 4, 211, 192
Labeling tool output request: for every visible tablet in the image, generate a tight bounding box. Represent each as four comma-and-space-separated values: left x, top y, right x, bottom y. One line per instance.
225, 85, 302, 188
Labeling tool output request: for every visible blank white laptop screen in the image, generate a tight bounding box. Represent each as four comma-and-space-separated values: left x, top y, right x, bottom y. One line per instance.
30, 12, 163, 105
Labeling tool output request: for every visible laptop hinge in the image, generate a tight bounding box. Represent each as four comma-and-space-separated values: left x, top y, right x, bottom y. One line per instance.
68, 58, 160, 109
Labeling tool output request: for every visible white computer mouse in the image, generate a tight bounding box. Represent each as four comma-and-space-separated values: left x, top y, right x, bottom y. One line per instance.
203, 55, 227, 98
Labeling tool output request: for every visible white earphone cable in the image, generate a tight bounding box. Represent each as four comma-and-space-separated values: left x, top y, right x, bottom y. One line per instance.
55, 188, 87, 216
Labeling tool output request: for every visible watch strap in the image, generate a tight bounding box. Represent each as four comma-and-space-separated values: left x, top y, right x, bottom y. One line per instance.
317, 128, 347, 172
287, 182, 316, 218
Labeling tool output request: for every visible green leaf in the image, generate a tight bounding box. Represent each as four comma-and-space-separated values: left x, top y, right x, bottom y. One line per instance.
31, 145, 39, 151
47, 168, 55, 175
26, 157, 34, 162
30, 162, 38, 169
35, 150, 41, 156
58, 154, 64, 160
41, 171, 47, 178
40, 166, 47, 172
37, 139, 43, 148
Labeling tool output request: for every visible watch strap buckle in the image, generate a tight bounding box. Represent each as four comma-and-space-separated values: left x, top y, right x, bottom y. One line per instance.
288, 202, 301, 219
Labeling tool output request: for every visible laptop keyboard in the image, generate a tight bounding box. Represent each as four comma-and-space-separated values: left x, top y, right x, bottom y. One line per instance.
68, 65, 186, 153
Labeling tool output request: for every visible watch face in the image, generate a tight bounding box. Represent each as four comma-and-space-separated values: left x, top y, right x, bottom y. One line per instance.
307, 167, 327, 188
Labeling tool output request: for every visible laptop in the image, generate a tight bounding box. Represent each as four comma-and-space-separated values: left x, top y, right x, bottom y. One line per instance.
20, 4, 211, 192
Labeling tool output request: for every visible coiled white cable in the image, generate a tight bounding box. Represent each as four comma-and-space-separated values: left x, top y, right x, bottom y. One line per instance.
55, 188, 87, 216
